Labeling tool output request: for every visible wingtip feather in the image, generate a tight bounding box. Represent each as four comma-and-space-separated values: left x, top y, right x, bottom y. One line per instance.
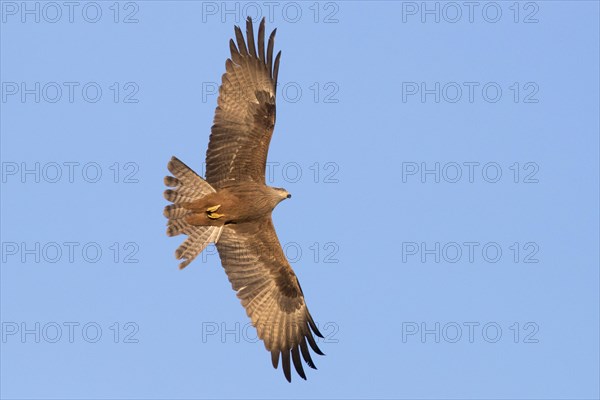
273, 50, 282, 87
307, 313, 324, 338
258, 17, 266, 61
234, 25, 248, 55
246, 17, 257, 57
291, 346, 306, 380
306, 332, 325, 356
300, 337, 317, 369
281, 351, 292, 382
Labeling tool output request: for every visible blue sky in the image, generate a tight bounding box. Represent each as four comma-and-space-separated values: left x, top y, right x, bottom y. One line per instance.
1, 1, 599, 399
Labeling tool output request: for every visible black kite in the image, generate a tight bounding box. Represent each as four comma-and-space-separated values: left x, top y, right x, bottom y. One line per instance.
163, 17, 324, 382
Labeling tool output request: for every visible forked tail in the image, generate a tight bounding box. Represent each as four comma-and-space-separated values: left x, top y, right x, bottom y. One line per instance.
163, 156, 223, 269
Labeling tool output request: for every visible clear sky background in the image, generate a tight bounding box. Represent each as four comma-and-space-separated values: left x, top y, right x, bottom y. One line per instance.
1, 1, 599, 399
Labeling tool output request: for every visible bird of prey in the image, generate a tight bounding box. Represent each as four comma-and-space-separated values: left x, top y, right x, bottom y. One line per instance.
163, 17, 324, 382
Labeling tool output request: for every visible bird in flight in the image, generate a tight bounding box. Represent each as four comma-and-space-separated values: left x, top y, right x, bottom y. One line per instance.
163, 17, 324, 382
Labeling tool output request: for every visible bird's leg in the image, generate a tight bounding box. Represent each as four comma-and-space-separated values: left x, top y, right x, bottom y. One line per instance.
206, 204, 224, 219
206, 204, 221, 213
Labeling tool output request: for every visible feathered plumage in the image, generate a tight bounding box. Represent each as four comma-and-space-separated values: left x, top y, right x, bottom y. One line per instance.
164, 17, 324, 382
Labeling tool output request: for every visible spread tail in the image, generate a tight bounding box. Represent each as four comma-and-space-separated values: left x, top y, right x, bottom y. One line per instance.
163, 156, 223, 269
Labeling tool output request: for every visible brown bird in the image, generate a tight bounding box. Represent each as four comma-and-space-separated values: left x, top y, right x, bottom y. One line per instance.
163, 17, 324, 382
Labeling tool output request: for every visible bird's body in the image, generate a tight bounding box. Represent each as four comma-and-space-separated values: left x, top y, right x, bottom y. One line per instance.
163, 17, 324, 382
179, 183, 288, 226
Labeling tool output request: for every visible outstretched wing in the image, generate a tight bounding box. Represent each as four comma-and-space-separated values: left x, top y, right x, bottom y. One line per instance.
205, 17, 281, 189
216, 217, 324, 382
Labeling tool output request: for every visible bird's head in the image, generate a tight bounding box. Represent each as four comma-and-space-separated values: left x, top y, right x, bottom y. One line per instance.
272, 187, 292, 202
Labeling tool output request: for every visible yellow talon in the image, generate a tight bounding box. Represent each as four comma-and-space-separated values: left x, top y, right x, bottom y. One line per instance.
206, 204, 221, 213
207, 212, 224, 220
